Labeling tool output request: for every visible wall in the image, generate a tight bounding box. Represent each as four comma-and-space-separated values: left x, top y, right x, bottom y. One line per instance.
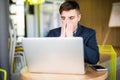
76, 0, 120, 47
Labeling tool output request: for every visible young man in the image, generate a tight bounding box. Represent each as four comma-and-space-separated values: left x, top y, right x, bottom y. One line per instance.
47, 1, 99, 64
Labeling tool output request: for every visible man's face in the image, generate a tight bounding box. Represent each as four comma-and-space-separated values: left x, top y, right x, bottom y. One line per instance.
60, 9, 81, 29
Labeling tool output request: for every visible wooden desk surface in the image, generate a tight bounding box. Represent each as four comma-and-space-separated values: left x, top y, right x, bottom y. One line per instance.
20, 66, 108, 80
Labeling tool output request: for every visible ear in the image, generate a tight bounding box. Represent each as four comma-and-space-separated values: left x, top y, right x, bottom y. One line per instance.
78, 14, 81, 21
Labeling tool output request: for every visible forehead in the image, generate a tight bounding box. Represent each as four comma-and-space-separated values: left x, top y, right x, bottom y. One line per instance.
61, 9, 78, 17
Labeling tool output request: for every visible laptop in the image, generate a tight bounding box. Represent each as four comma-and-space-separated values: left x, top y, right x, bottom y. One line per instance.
22, 37, 86, 74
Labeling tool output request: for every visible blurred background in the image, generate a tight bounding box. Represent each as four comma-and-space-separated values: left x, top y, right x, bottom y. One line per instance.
0, 0, 120, 80
9, 0, 120, 47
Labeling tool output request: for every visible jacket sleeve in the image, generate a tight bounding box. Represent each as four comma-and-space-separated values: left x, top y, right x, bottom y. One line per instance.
84, 30, 99, 64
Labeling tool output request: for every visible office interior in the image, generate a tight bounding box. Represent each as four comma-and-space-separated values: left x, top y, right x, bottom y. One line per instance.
0, 0, 120, 80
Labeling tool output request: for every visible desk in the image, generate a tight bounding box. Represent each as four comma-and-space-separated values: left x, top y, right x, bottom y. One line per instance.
20, 66, 108, 80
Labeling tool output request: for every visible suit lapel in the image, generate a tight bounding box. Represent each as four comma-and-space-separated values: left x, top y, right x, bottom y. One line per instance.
74, 24, 83, 37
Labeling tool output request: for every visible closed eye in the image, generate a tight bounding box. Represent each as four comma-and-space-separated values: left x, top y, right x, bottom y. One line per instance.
69, 16, 75, 20
61, 16, 65, 20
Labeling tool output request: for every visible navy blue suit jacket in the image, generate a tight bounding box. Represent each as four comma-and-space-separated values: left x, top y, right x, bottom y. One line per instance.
47, 24, 99, 64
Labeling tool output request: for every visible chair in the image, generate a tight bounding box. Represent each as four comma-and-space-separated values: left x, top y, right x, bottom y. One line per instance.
9, 18, 17, 74
98, 45, 117, 80
0, 68, 7, 80
9, 18, 26, 75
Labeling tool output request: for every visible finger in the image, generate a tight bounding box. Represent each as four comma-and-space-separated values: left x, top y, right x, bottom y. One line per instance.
61, 22, 66, 37
65, 23, 74, 37
66, 22, 73, 32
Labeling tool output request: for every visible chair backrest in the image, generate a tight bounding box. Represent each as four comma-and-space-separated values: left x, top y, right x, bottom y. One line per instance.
98, 45, 117, 80
0, 68, 7, 80
9, 18, 17, 74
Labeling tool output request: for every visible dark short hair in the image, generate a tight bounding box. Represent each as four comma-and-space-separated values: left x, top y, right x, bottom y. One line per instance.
59, 1, 80, 14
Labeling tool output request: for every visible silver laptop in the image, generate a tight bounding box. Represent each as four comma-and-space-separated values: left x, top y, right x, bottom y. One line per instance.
22, 37, 85, 74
